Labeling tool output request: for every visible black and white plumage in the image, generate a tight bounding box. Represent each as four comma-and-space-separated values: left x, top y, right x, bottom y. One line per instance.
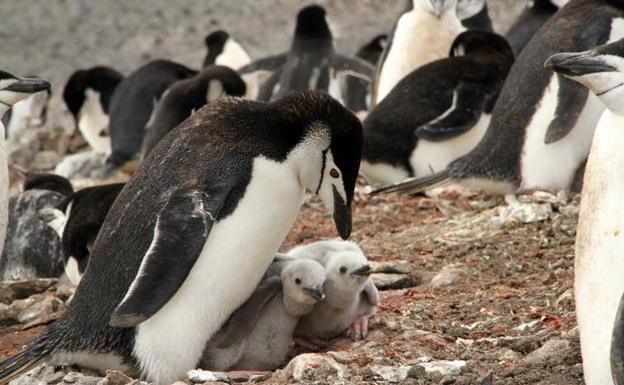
547, 37, 624, 385
237, 5, 375, 103
373, 0, 624, 195
140, 65, 246, 159
199, 258, 326, 371
106, 60, 197, 168
63, 66, 124, 154
505, 0, 564, 55
457, 0, 493, 31
343, 35, 387, 113
5, 88, 50, 141
202, 30, 251, 70
0, 91, 362, 385
362, 31, 514, 185
0, 71, 51, 265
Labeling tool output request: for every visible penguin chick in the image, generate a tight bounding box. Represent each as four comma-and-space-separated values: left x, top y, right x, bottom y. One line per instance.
290, 240, 379, 341
199, 258, 326, 371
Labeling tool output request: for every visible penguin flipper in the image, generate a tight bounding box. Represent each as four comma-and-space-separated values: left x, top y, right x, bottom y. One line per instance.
211, 276, 282, 349
611, 291, 624, 385
417, 81, 494, 142
237, 54, 287, 76
331, 54, 375, 81
544, 74, 589, 144
369, 170, 452, 195
110, 185, 230, 328
257, 68, 282, 101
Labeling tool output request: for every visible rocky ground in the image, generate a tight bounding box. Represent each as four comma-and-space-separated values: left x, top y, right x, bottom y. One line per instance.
0, 186, 583, 385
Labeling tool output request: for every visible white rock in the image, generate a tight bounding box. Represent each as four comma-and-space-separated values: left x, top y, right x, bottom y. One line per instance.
187, 369, 228, 383
278, 353, 346, 381
416, 360, 466, 376
430, 264, 467, 288
370, 365, 410, 383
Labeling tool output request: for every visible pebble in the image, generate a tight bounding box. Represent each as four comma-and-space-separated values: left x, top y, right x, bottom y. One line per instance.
371, 273, 421, 290
187, 370, 228, 383
277, 353, 346, 382
521, 338, 574, 367
430, 264, 467, 288
0, 278, 56, 304
417, 360, 466, 376
96, 370, 132, 385
370, 365, 410, 383
477, 370, 494, 385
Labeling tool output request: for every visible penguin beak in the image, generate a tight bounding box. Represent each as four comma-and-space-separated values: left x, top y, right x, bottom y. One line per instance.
545, 52, 617, 77
304, 287, 325, 301
351, 264, 371, 277
5, 77, 51, 94
611, 292, 624, 384
332, 185, 352, 240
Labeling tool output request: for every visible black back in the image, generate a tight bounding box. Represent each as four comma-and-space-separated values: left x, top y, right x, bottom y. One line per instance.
344, 35, 387, 112
107, 60, 198, 167
203, 30, 229, 68
62, 66, 124, 119
448, 0, 623, 185
24, 173, 74, 196
141, 65, 247, 158
505, 0, 559, 55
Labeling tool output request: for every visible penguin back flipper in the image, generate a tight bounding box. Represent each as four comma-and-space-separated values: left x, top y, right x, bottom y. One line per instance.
237, 54, 287, 76
543, 73, 589, 144
109, 184, 232, 328
369, 170, 451, 195
611, 291, 624, 385
0, 327, 61, 385
330, 54, 376, 81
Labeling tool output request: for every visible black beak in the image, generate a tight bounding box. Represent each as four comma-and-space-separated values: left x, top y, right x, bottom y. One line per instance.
545, 51, 617, 77
6, 77, 51, 94
304, 287, 325, 301
611, 291, 624, 385
332, 185, 352, 240
351, 264, 371, 277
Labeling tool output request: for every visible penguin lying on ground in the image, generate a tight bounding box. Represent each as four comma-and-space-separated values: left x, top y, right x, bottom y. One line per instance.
237, 5, 375, 103
140, 65, 246, 159
0, 174, 72, 281
199, 258, 326, 371
0, 71, 51, 264
0, 91, 363, 385
288, 240, 379, 344
106, 60, 197, 170
373, 0, 624, 196
63, 66, 124, 154
505, 0, 566, 55
546, 37, 624, 385
343, 34, 387, 114
361, 30, 514, 185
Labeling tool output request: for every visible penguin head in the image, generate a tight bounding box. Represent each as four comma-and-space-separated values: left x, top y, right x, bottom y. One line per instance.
24, 173, 74, 196
450, 31, 514, 63
294, 5, 331, 40
545, 38, 624, 114
203, 30, 230, 68
456, 0, 486, 21
282, 259, 326, 305
415, 0, 458, 18
278, 91, 362, 240
548, 0, 569, 8
199, 65, 247, 102
0, 71, 50, 108
325, 251, 371, 294
63, 66, 123, 121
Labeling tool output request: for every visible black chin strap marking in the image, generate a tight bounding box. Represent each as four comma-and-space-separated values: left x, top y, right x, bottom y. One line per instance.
598, 82, 624, 96
315, 148, 330, 195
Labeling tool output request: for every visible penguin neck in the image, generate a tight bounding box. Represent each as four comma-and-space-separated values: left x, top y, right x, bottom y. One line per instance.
598, 85, 624, 115
324, 278, 358, 309
282, 292, 314, 318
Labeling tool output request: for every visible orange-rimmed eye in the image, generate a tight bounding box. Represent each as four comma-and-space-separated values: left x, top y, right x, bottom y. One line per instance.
330, 168, 340, 178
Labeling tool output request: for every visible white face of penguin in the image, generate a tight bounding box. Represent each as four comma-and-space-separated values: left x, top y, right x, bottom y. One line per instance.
0, 76, 51, 107
414, 0, 458, 18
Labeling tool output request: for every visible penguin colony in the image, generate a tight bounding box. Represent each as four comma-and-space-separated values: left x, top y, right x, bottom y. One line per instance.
0, 1, 623, 384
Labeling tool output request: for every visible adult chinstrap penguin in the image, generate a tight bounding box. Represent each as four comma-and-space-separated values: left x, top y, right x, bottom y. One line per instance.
0, 91, 363, 385
372, 0, 624, 196
140, 65, 246, 159
202, 30, 251, 70
63, 66, 124, 154
546, 37, 624, 385
457, 0, 493, 31
505, 0, 565, 55
362, 30, 514, 185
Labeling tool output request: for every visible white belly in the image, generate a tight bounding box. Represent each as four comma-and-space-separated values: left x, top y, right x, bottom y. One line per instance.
375, 11, 464, 103
79, 89, 111, 154
133, 157, 304, 385
359, 160, 410, 186
215, 39, 252, 70
576, 111, 624, 385
411, 113, 490, 178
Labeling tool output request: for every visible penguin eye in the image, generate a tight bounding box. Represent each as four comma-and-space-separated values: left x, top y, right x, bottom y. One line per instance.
295, 278, 301, 285
330, 168, 340, 178
339, 266, 347, 274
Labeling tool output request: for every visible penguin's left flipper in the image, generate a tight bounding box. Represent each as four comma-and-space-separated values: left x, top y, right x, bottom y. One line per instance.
237, 54, 287, 76
257, 68, 283, 101
543, 73, 589, 144
330, 55, 376, 81
416, 80, 495, 142
211, 276, 282, 349
109, 185, 230, 328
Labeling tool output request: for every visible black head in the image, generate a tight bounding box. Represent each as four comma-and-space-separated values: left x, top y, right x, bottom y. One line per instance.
199, 65, 247, 100
0, 71, 51, 107
63, 66, 124, 118
294, 5, 331, 40
450, 30, 515, 62
203, 30, 230, 68
24, 173, 74, 196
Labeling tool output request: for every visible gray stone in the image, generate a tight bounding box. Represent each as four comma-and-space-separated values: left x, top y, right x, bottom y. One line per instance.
96, 370, 132, 385
417, 360, 466, 376
370, 365, 410, 383
371, 273, 421, 290
30, 150, 61, 171
521, 338, 574, 367
477, 370, 493, 385
277, 353, 346, 382
17, 296, 65, 324
187, 370, 228, 383
0, 279, 57, 303
430, 264, 467, 288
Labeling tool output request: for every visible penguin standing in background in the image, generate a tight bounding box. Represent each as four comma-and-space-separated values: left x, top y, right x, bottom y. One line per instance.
546, 37, 624, 385
237, 5, 375, 103
106, 60, 197, 169
63, 66, 124, 154
0, 71, 51, 265
343, 35, 387, 114
373, 0, 466, 104
202, 30, 252, 70
0, 91, 363, 385
362, 31, 514, 185
505, 0, 565, 55
373, 0, 624, 196
140, 65, 246, 159
457, 0, 492, 31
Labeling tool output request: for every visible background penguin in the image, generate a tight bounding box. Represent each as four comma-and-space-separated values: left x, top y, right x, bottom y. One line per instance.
199, 258, 326, 371
546, 37, 624, 385
505, 0, 564, 55
343, 34, 387, 114
4, 88, 50, 141
373, 0, 466, 104
63, 66, 124, 154
237, 5, 375, 103
457, 0, 493, 31
202, 30, 252, 70
0, 91, 363, 385
361, 30, 514, 185
106, 59, 197, 169
287, 240, 379, 343
373, 0, 624, 195
0, 173, 72, 281
140, 65, 246, 159
0, 71, 51, 267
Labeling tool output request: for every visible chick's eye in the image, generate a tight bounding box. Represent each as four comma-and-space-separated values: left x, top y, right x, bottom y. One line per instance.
330, 168, 340, 178
339, 266, 347, 274
295, 278, 301, 285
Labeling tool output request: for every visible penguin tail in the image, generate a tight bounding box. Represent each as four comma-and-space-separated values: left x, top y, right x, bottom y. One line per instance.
0, 328, 60, 385
368, 170, 452, 195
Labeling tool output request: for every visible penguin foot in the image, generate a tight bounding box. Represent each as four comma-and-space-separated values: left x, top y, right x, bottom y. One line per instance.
346, 315, 369, 341
293, 336, 327, 351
